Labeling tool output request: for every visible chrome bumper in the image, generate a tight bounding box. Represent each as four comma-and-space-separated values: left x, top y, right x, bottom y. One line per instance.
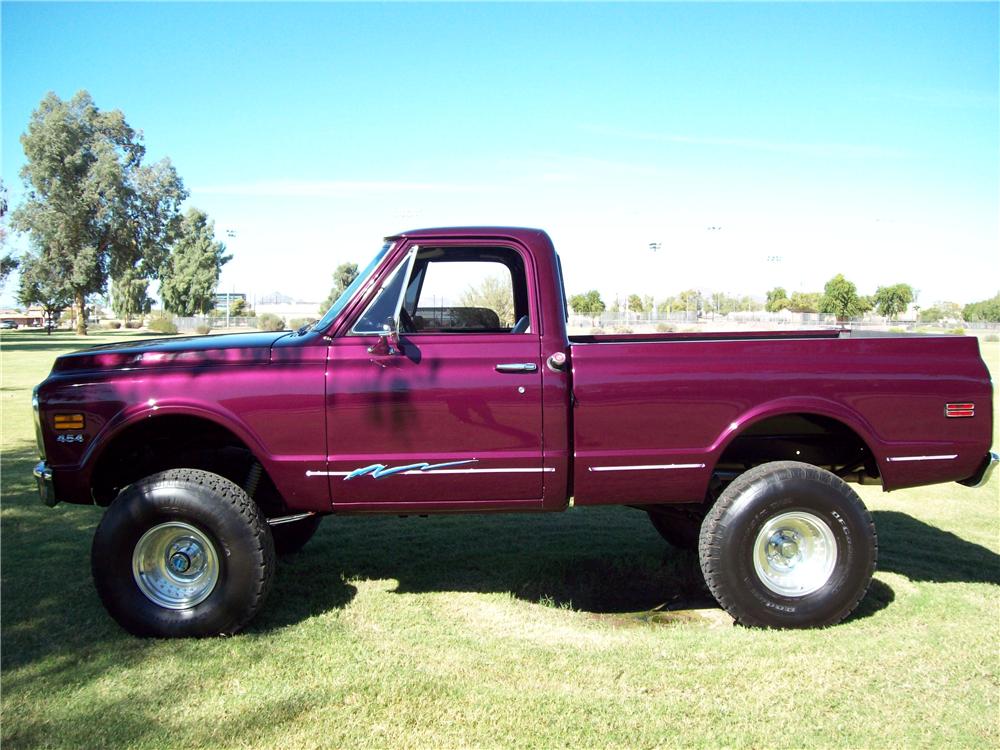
959, 451, 999, 489
33, 461, 57, 507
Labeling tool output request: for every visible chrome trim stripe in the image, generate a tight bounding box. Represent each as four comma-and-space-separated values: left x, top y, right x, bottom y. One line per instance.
588, 463, 706, 472
267, 512, 316, 526
885, 454, 958, 463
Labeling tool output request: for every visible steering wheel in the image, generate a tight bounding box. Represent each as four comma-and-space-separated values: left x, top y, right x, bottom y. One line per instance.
399, 308, 416, 334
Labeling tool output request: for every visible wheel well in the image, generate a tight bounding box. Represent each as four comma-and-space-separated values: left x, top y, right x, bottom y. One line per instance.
90, 415, 287, 515
716, 413, 881, 486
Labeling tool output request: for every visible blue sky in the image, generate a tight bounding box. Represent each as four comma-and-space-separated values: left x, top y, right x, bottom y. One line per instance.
3, 2, 997, 308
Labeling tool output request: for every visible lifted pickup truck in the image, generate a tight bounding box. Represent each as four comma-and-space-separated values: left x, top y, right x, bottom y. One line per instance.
33, 227, 997, 637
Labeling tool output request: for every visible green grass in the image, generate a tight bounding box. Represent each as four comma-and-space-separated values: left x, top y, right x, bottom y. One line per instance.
2, 330, 998, 749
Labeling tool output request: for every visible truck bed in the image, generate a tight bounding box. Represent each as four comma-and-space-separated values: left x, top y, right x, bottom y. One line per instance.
568, 331, 993, 504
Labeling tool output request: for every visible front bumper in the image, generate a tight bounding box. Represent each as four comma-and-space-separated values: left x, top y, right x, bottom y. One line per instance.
958, 451, 999, 489
33, 461, 57, 507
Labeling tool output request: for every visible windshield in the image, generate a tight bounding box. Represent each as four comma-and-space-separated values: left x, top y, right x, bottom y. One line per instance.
315, 241, 394, 331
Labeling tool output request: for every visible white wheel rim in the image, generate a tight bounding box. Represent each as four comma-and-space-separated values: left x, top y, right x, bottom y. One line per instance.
132, 522, 220, 609
752, 511, 837, 597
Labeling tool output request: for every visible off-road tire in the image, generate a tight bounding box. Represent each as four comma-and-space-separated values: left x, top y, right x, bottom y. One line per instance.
92, 469, 275, 637
699, 461, 877, 628
271, 514, 323, 556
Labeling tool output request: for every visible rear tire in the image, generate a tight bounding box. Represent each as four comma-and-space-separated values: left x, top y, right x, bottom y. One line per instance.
699, 461, 877, 628
92, 469, 275, 637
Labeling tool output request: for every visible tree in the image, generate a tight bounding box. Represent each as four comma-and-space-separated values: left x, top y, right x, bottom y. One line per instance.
787, 291, 821, 313
111, 266, 151, 323
319, 262, 360, 315
568, 289, 606, 321
159, 208, 230, 316
873, 284, 914, 320
17, 252, 74, 334
819, 274, 865, 323
919, 301, 963, 324
0, 180, 17, 290
459, 274, 515, 326
229, 297, 251, 317
627, 294, 644, 314
10, 91, 187, 334
963, 293, 1000, 323
765, 286, 791, 312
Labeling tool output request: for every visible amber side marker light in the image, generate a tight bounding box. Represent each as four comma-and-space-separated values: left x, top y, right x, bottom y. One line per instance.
945, 403, 975, 418
53, 414, 85, 430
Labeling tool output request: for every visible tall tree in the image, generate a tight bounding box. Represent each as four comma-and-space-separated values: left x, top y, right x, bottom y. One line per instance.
17, 252, 74, 334
11, 91, 187, 334
819, 274, 865, 323
873, 284, 914, 320
159, 208, 231, 316
319, 262, 360, 315
111, 266, 151, 323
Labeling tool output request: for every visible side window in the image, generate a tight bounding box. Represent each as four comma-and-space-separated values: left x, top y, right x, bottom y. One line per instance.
351, 261, 409, 334
404, 248, 530, 334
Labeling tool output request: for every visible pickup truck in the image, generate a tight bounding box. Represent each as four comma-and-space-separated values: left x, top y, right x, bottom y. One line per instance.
32, 227, 997, 637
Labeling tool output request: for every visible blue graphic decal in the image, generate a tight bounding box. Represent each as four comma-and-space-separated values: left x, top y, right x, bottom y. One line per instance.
344, 459, 478, 480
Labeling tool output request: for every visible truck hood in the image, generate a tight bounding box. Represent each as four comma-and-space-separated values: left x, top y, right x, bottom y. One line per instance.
51, 331, 292, 373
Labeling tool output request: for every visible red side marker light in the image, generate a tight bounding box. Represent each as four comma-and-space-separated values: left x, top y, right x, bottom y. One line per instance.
945, 403, 975, 418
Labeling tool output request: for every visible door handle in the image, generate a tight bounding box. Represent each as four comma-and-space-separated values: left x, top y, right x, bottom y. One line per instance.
495, 363, 538, 373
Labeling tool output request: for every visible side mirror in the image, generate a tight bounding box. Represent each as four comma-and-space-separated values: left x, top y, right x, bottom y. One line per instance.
367, 319, 400, 356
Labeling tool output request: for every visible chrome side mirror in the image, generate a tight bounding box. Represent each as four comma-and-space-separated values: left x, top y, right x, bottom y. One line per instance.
367, 320, 400, 356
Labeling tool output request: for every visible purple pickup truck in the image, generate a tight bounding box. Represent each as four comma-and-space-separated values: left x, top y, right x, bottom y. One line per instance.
32, 227, 996, 637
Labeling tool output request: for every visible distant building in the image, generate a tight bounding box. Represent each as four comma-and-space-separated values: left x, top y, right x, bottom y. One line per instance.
0, 307, 48, 327
213, 292, 246, 310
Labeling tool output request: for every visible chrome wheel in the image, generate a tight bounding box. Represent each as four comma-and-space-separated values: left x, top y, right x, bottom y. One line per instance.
132, 522, 220, 609
752, 511, 837, 597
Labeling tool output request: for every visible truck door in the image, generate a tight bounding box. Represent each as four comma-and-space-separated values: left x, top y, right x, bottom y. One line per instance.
324, 241, 546, 509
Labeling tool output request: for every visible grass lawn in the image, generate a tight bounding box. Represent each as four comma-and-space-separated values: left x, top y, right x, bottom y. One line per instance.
2, 329, 998, 749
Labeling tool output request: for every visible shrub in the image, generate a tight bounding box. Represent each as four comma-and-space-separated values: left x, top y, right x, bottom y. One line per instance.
125, 321, 142, 329
655, 323, 675, 333
888, 326, 906, 333
589, 327, 605, 335
948, 327, 965, 336
195, 324, 211, 335
102, 321, 122, 330
257, 313, 285, 332
289, 317, 317, 330
983, 333, 999, 343
148, 314, 178, 335
612, 325, 634, 334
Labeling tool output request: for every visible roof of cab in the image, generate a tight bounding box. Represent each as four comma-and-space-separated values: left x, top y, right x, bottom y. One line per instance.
385, 226, 549, 243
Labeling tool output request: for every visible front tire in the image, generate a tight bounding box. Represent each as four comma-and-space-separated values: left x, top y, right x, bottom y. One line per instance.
699, 461, 877, 628
92, 469, 275, 637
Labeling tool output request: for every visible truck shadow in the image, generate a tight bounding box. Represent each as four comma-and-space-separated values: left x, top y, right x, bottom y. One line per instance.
260, 505, 999, 632
4, 448, 996, 677
871, 510, 1000, 586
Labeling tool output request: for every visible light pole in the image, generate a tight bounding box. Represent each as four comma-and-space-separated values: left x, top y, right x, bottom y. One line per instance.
224, 230, 237, 328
